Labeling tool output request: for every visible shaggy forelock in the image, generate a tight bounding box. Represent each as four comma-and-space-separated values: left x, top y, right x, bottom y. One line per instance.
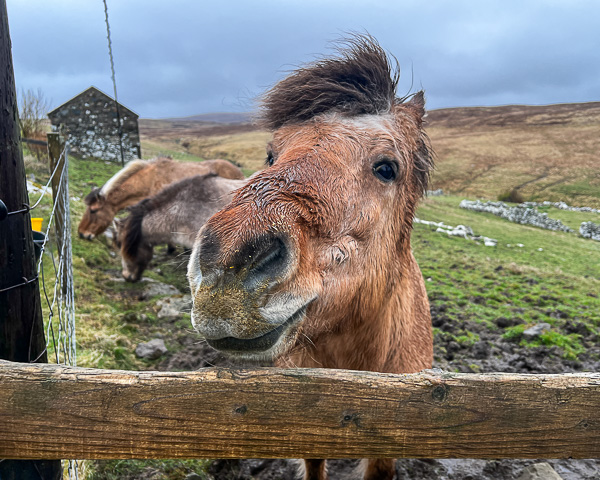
84, 188, 101, 205
258, 35, 400, 130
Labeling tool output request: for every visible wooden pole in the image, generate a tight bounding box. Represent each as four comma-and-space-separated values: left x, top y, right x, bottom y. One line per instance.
1, 361, 600, 460
0, 2, 61, 478
46, 132, 67, 293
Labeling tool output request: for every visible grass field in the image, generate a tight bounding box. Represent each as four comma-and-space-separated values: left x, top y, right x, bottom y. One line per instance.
28, 152, 599, 374
414, 195, 600, 362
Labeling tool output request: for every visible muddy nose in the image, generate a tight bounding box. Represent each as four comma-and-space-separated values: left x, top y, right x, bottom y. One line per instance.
242, 235, 290, 290
196, 227, 291, 290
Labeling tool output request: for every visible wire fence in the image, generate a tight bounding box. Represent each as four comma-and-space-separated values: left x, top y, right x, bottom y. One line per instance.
30, 139, 79, 478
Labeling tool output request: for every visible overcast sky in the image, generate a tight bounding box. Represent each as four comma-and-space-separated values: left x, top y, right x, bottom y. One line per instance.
7, 0, 600, 119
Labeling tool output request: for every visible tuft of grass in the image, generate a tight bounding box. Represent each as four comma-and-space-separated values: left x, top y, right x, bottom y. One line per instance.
498, 188, 525, 203
502, 324, 526, 341
535, 331, 585, 360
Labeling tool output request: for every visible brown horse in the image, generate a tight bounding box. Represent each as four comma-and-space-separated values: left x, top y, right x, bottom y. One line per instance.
187, 36, 434, 480
78, 157, 244, 240
118, 173, 246, 282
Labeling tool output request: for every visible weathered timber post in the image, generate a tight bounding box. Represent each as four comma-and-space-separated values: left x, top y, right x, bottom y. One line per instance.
0, 2, 62, 478
47, 132, 67, 293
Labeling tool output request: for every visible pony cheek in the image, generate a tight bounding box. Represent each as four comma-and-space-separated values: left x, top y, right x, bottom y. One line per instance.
317, 236, 358, 271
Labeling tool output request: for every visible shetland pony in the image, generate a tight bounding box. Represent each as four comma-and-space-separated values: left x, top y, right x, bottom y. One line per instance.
187, 36, 434, 480
118, 173, 245, 282
78, 157, 244, 240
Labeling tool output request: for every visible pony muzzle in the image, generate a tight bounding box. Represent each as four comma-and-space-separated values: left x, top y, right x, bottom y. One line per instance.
188, 227, 310, 356
190, 295, 311, 356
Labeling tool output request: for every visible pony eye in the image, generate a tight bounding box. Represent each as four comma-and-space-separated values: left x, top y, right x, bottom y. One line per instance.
373, 160, 398, 183
265, 152, 275, 167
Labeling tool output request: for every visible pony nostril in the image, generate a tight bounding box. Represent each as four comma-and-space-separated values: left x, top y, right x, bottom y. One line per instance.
244, 236, 290, 289
78, 232, 84, 239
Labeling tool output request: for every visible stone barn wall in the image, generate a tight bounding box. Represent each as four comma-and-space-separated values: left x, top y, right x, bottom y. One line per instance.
48, 86, 140, 162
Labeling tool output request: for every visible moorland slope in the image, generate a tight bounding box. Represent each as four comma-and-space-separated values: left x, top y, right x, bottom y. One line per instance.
426, 102, 600, 206
140, 102, 600, 206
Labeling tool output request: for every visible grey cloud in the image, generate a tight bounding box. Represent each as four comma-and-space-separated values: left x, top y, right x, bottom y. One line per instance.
7, 0, 600, 118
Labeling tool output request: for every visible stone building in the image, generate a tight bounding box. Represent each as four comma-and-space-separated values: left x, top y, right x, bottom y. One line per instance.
47, 86, 141, 162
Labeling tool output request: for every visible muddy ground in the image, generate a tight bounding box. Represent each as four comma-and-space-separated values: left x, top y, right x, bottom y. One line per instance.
154, 296, 600, 480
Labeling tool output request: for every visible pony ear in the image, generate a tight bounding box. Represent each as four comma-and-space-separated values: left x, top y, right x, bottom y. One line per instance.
396, 91, 426, 125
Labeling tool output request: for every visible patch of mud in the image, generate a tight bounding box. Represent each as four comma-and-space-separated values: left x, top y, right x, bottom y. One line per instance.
158, 335, 233, 371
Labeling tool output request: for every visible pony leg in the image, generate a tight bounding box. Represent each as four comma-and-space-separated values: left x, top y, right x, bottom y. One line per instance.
362, 458, 396, 480
303, 459, 327, 480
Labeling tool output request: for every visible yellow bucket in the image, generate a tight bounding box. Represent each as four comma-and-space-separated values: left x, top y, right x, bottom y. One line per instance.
31, 217, 43, 232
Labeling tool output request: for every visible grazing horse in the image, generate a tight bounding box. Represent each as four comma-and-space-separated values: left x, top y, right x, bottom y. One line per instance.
78, 157, 244, 240
118, 173, 245, 282
187, 36, 434, 480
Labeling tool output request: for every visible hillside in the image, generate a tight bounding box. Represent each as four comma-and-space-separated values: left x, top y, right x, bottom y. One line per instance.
426, 102, 600, 206
141, 102, 600, 207
163, 112, 253, 124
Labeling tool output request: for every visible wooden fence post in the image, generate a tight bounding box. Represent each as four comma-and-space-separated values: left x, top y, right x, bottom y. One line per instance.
0, 2, 62, 478
46, 132, 68, 293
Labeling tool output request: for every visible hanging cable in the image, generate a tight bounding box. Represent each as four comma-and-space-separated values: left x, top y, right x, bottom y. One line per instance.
102, 0, 126, 167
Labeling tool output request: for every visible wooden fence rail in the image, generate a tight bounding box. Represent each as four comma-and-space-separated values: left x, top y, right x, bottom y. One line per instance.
1, 359, 599, 460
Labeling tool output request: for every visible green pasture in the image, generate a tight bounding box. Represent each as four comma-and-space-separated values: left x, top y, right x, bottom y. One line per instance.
414, 195, 599, 360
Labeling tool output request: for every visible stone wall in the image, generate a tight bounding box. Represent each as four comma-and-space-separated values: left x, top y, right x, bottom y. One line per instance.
459, 200, 574, 232
580, 222, 600, 241
522, 201, 600, 214
48, 87, 140, 162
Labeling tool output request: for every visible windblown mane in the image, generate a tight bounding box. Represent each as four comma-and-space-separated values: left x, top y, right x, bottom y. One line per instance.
121, 172, 220, 260
258, 35, 401, 130
100, 158, 168, 197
